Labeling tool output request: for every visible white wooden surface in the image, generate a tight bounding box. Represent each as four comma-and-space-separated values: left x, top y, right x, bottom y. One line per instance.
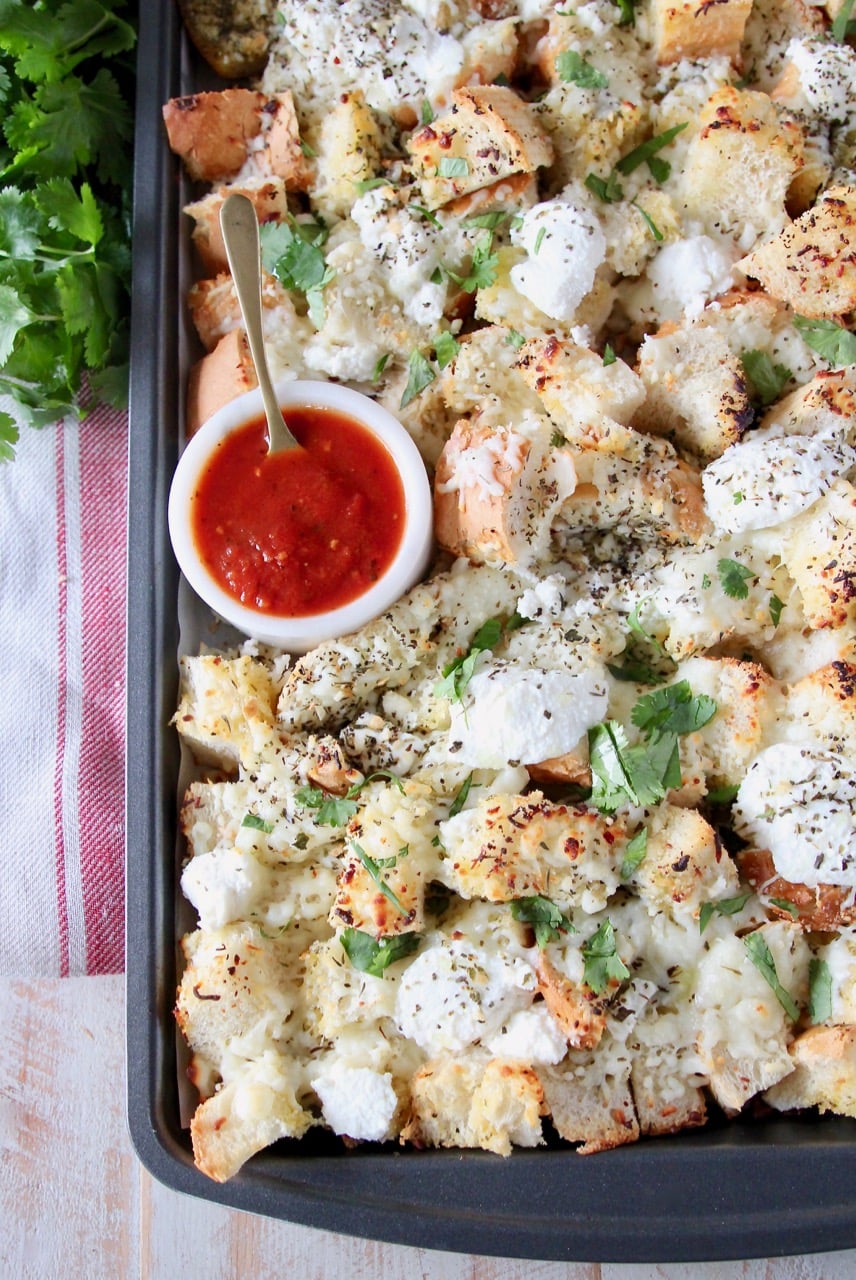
2, 975, 856, 1280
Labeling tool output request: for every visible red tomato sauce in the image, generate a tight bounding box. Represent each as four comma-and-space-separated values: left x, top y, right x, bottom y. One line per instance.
191, 407, 406, 617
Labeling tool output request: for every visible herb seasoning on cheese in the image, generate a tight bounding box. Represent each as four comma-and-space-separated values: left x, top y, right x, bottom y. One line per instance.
165, 0, 856, 1182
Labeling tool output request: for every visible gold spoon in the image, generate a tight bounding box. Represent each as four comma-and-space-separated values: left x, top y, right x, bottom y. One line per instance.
219, 193, 301, 454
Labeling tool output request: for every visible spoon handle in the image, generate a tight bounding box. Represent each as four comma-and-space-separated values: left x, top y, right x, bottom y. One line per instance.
219, 193, 300, 453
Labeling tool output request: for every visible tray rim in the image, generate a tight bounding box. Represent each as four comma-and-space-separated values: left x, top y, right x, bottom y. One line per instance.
124, 1, 856, 1261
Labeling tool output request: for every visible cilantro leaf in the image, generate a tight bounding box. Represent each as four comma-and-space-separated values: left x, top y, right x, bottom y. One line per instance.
437, 156, 469, 178
699, 891, 751, 934
744, 932, 800, 1020
588, 720, 676, 810
769, 594, 785, 627
611, 0, 638, 23
0, 410, 18, 463
433, 329, 460, 369
510, 896, 575, 947
585, 170, 624, 203
351, 840, 409, 916
449, 772, 474, 817
808, 957, 833, 1024
582, 919, 630, 994
620, 828, 648, 880
718, 557, 755, 600
555, 50, 608, 89
241, 813, 274, 834
633, 200, 664, 241
400, 349, 436, 409
832, 0, 856, 42
341, 927, 421, 976
740, 349, 792, 407
434, 613, 521, 703
631, 679, 717, 740
0, 283, 37, 364
296, 784, 357, 827
615, 123, 688, 180
602, 344, 616, 366
793, 316, 856, 368
768, 897, 799, 918
441, 232, 499, 293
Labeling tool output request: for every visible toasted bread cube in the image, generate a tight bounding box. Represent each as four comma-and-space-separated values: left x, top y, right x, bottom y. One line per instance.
188, 271, 294, 352
781, 480, 856, 629
433, 418, 577, 566
515, 337, 646, 453
740, 186, 856, 320
783, 660, 856, 754
536, 952, 607, 1050
401, 1058, 544, 1155
636, 319, 754, 462
634, 804, 739, 917
310, 91, 384, 219
679, 86, 803, 237
759, 365, 856, 441
184, 180, 290, 274
186, 328, 258, 436
163, 89, 265, 182
264, 90, 314, 189
737, 847, 856, 930
676, 655, 783, 786
190, 1052, 312, 1182
766, 1026, 856, 1118
407, 85, 553, 210
539, 1055, 639, 1154
173, 654, 277, 772
652, 0, 753, 64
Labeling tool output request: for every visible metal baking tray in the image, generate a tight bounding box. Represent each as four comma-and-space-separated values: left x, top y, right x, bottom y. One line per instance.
125, 1, 856, 1260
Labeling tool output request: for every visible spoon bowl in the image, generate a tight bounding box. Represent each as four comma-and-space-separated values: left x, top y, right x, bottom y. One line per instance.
219, 192, 300, 454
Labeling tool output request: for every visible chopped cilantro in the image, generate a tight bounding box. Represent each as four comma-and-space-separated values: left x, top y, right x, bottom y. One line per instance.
461, 210, 520, 232
809, 957, 833, 1024
744, 932, 800, 1020
602, 344, 616, 366
832, 0, 856, 42
351, 840, 409, 916
740, 349, 792, 407
448, 772, 474, 817
409, 202, 442, 227
733, 492, 744, 505
585, 169, 624, 203
718, 557, 755, 600
699, 892, 751, 934
297, 769, 402, 827
371, 352, 392, 383
793, 316, 856, 368
241, 813, 273, 834
433, 329, 460, 369
582, 919, 630, 994
615, 123, 688, 181
400, 349, 436, 408
633, 201, 664, 242
550, 428, 568, 448
260, 216, 334, 326
507, 329, 526, 349
510, 896, 575, 947
768, 897, 799, 919
769, 594, 785, 627
440, 232, 499, 292
354, 177, 390, 195
298, 137, 316, 158
588, 720, 679, 811
341, 927, 421, 976
701, 573, 712, 589
631, 680, 717, 740
611, 0, 638, 23
555, 50, 608, 89
437, 156, 469, 178
705, 783, 739, 806
434, 613, 521, 703
420, 99, 434, 125
620, 828, 648, 880
533, 225, 547, 255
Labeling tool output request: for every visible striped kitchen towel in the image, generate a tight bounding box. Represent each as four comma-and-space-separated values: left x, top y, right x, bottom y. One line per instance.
0, 400, 128, 976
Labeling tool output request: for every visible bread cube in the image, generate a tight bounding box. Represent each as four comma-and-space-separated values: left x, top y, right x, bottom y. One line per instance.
737, 847, 856, 930
740, 186, 856, 320
536, 952, 607, 1050
184, 179, 291, 274
679, 86, 804, 238
634, 804, 739, 918
407, 85, 553, 210
186, 328, 257, 436
781, 480, 856, 629
539, 1053, 639, 1154
636, 319, 754, 462
173, 654, 277, 771
766, 1025, 856, 1118
401, 1057, 544, 1155
651, 0, 753, 65
310, 91, 384, 218
163, 89, 265, 182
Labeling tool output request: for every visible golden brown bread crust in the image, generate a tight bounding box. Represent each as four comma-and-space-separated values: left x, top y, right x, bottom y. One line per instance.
737, 847, 856, 931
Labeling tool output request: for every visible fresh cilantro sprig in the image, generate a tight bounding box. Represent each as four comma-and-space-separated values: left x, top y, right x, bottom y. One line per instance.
260, 215, 335, 327
434, 613, 525, 703
296, 769, 403, 826
0, 2, 136, 453
740, 350, 792, 407
631, 679, 717, 740
510, 896, 575, 947
434, 230, 499, 293
582, 919, 630, 994
744, 931, 800, 1021
341, 927, 421, 976
698, 891, 751, 934
585, 123, 687, 205
718, 558, 755, 600
793, 316, 856, 368
808, 957, 832, 1024
555, 50, 608, 89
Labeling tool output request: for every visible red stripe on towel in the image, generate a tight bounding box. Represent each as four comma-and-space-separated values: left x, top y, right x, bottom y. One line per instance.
53, 424, 71, 978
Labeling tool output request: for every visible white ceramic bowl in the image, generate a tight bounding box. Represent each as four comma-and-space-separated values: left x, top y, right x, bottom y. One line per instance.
168, 380, 434, 652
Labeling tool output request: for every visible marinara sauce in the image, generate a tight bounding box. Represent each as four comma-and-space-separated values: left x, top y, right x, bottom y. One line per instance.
191, 407, 406, 617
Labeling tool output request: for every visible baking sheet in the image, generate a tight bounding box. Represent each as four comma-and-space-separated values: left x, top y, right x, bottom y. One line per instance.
124, 0, 856, 1260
